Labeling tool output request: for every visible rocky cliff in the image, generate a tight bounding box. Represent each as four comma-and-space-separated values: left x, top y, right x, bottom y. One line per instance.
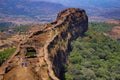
0, 8, 88, 80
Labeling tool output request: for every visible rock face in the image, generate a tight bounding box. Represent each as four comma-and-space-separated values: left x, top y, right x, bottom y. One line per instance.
0, 8, 88, 80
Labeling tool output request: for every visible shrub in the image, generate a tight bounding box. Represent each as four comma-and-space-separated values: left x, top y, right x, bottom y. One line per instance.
65, 27, 120, 80
0, 48, 16, 66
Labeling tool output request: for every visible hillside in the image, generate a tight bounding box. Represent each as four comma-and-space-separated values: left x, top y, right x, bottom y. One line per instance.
0, 8, 88, 80
65, 28, 120, 80
36, 0, 120, 21
78, 0, 120, 21
0, 0, 66, 24
0, 8, 120, 80
89, 20, 120, 40
0, 0, 120, 25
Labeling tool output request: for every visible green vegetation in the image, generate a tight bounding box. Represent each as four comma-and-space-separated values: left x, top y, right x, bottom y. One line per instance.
65, 28, 120, 80
26, 52, 36, 58
0, 22, 30, 33
26, 48, 37, 58
0, 22, 14, 32
0, 27, 9, 32
0, 48, 16, 66
89, 22, 116, 33
13, 25, 30, 33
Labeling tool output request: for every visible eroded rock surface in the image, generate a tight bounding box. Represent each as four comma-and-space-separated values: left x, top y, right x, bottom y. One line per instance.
0, 8, 88, 80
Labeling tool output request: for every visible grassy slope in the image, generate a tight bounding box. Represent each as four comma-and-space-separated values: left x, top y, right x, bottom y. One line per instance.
0, 48, 16, 66
65, 24, 120, 80
89, 22, 116, 33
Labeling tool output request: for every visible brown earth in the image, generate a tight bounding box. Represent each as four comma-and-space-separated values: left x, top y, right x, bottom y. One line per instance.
106, 20, 120, 25
0, 34, 27, 51
109, 26, 120, 40
0, 8, 88, 80
105, 20, 120, 40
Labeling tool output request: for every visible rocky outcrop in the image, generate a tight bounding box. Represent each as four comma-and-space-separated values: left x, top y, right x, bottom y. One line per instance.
0, 8, 88, 80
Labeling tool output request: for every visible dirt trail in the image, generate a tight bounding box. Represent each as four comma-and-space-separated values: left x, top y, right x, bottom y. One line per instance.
0, 12, 68, 80
0, 35, 34, 80
0, 25, 60, 80
3, 65, 40, 80
0, 42, 21, 78
43, 29, 59, 80
0, 8, 88, 80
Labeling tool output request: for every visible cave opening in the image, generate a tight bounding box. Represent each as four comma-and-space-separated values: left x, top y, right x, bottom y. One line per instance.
25, 47, 37, 58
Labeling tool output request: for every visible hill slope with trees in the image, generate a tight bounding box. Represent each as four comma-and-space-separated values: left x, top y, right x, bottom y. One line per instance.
65, 28, 120, 80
